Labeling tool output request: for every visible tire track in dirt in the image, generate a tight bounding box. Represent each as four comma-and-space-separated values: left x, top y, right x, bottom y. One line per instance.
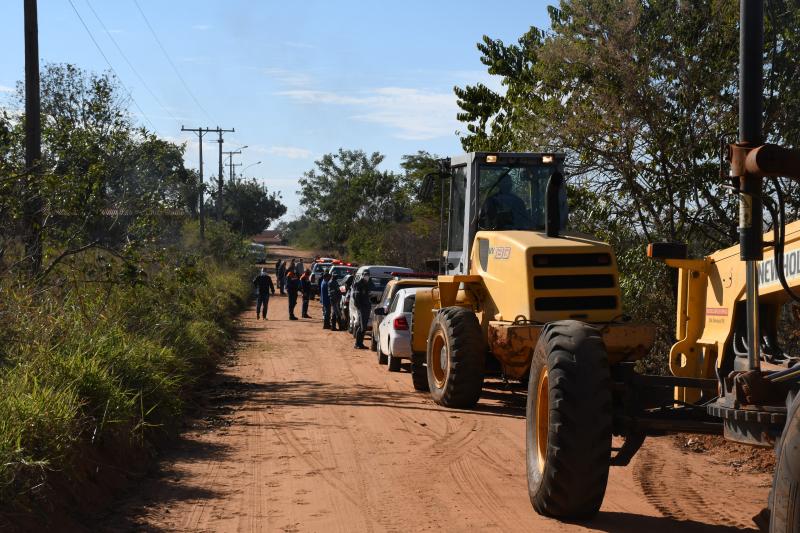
634, 440, 763, 531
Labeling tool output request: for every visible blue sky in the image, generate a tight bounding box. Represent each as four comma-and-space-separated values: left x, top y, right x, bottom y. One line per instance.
1, 0, 552, 222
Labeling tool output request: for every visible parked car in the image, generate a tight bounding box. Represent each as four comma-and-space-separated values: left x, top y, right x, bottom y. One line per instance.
369, 276, 438, 352
347, 265, 414, 336
329, 265, 357, 284
310, 261, 333, 296
249, 242, 267, 264
373, 288, 424, 371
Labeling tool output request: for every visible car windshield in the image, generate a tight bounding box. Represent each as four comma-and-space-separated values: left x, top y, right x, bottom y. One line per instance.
369, 277, 391, 292
477, 162, 559, 231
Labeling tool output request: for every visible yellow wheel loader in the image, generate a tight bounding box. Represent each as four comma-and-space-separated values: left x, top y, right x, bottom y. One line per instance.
412, 151, 656, 516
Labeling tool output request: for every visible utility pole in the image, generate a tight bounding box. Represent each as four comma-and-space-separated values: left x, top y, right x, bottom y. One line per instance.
181, 126, 215, 239
24, 0, 42, 275
214, 127, 234, 221
223, 149, 242, 183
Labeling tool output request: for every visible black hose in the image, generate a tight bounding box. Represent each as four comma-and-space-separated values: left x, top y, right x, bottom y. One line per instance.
770, 178, 800, 304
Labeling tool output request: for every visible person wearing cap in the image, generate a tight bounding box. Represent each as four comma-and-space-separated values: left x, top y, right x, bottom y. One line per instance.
252, 268, 275, 320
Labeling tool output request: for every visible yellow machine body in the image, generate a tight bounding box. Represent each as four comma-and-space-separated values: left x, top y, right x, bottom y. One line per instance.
663, 220, 800, 402
413, 230, 656, 379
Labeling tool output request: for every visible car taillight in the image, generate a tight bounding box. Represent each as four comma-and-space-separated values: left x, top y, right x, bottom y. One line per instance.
393, 316, 409, 330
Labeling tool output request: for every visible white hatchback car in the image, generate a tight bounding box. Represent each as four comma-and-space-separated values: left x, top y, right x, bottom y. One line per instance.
373, 288, 420, 372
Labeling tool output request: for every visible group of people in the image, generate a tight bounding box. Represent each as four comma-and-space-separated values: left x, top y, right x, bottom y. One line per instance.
253, 257, 371, 351
253, 257, 344, 324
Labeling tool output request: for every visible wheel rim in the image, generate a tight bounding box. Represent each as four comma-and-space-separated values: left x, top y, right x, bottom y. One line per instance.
430, 330, 448, 388
535, 367, 549, 473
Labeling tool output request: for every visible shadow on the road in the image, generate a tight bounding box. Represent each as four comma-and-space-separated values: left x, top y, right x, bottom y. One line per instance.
582, 511, 760, 533
224, 377, 526, 419
101, 436, 232, 532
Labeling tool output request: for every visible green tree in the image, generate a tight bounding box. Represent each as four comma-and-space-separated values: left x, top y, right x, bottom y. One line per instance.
1, 63, 200, 277
297, 149, 406, 254
208, 178, 286, 236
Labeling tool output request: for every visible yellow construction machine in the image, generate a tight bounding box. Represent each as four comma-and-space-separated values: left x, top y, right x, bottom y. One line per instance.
412, 152, 655, 406
522, 2, 800, 530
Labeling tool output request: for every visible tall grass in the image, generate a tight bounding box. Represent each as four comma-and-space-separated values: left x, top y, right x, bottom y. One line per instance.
0, 222, 251, 510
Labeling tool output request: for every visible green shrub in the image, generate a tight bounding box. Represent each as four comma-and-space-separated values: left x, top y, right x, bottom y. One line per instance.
0, 224, 251, 508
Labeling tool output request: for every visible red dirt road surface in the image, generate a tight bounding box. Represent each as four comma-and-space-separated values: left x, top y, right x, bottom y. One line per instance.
107, 252, 772, 532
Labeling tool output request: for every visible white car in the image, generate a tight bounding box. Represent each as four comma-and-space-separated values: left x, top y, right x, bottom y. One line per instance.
348, 265, 414, 336
373, 288, 420, 372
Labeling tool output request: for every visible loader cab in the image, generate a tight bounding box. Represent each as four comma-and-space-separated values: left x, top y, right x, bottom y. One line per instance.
442, 152, 567, 275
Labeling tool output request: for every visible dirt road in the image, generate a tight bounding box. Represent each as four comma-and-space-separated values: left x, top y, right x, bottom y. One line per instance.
107, 248, 771, 532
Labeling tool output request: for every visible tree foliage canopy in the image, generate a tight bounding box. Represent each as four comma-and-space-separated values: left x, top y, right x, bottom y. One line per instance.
455, 0, 800, 250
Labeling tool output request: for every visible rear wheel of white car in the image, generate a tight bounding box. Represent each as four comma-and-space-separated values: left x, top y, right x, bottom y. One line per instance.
377, 344, 388, 365
387, 350, 401, 372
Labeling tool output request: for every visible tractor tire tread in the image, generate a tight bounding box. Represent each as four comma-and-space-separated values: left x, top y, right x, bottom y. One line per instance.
528, 320, 612, 519
427, 307, 485, 408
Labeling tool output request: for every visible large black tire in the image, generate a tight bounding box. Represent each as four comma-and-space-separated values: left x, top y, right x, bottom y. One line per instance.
370, 334, 378, 352
526, 320, 612, 519
411, 353, 428, 391
770, 393, 800, 533
426, 307, 486, 408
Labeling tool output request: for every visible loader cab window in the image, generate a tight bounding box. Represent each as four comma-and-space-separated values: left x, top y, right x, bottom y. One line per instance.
477, 162, 559, 231
446, 166, 467, 252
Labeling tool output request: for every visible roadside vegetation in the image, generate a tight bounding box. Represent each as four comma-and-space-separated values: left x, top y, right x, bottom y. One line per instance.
0, 63, 283, 522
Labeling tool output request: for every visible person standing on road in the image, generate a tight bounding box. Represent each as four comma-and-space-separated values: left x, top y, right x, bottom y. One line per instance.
328, 275, 342, 331
277, 260, 286, 295
353, 272, 372, 349
286, 271, 299, 320
320, 272, 332, 329
300, 269, 312, 318
287, 259, 296, 289
252, 268, 275, 320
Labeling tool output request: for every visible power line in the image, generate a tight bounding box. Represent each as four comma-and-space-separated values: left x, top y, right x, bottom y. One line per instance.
83, 0, 181, 126
132, 0, 214, 123
66, 0, 156, 130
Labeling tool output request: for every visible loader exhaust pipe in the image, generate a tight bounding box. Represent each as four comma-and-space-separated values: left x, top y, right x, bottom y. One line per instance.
545, 171, 564, 238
